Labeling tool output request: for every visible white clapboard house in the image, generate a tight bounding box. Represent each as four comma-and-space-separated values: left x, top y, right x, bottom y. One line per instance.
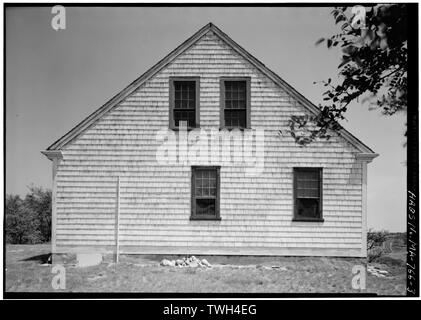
42, 23, 378, 257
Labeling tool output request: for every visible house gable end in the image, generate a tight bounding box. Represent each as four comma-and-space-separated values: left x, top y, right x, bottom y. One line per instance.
44, 23, 376, 157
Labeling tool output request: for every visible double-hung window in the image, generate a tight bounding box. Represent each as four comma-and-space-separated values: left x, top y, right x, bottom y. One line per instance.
293, 168, 323, 222
191, 166, 220, 220
169, 77, 200, 129
220, 77, 251, 129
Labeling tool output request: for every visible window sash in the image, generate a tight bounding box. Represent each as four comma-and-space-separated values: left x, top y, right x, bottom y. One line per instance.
224, 81, 247, 110
224, 109, 246, 128
296, 198, 320, 219
174, 81, 196, 109
174, 109, 195, 128
195, 198, 216, 216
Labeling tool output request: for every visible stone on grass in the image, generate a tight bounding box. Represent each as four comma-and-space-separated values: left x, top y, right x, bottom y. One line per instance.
161, 259, 175, 267
367, 265, 390, 278
376, 269, 389, 274
160, 256, 213, 268
76, 253, 102, 268
87, 273, 107, 281
271, 266, 287, 271
201, 259, 211, 267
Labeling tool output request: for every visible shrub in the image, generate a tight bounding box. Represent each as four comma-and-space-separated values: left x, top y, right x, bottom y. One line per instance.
5, 186, 51, 244
367, 229, 389, 262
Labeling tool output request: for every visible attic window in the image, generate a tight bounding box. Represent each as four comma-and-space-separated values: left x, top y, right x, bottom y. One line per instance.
169, 77, 200, 129
293, 168, 324, 222
220, 77, 251, 129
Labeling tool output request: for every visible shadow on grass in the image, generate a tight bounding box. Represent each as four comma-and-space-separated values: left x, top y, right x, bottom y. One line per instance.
374, 256, 405, 267
22, 253, 51, 264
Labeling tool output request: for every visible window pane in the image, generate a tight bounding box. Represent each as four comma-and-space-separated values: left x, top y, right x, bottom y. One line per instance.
210, 187, 216, 196
224, 81, 246, 111
195, 177, 202, 188
299, 180, 319, 188
202, 176, 210, 189
297, 170, 318, 181
297, 188, 319, 198
195, 169, 216, 198
225, 81, 245, 91
297, 198, 319, 218
174, 110, 195, 127
210, 178, 216, 189
174, 81, 196, 110
224, 109, 246, 127
296, 170, 319, 198
196, 188, 202, 197
196, 199, 216, 216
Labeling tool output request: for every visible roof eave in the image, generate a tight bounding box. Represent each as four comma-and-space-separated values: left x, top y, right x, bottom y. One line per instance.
41, 150, 63, 161
355, 153, 379, 163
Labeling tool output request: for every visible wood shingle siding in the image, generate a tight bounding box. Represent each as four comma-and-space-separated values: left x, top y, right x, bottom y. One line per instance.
43, 24, 377, 257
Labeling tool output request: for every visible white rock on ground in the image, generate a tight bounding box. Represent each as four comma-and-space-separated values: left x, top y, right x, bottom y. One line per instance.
367, 265, 389, 278
201, 259, 211, 267
160, 256, 213, 268
76, 253, 102, 268
161, 259, 175, 267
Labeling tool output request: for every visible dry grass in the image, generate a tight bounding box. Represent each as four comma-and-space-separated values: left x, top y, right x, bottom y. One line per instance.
5, 238, 406, 295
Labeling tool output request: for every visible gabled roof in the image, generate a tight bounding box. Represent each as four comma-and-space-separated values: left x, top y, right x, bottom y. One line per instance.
43, 22, 378, 159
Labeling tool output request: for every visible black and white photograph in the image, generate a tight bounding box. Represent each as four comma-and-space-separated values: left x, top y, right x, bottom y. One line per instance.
2, 2, 418, 301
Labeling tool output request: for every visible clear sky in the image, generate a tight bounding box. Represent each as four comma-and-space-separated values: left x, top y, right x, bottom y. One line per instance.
5, 6, 407, 231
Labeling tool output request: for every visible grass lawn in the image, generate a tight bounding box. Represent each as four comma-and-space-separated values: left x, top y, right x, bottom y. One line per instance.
5, 235, 406, 295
